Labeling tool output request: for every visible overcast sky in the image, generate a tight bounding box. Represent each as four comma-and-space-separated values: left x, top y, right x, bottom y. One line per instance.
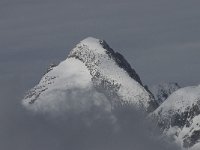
1, 0, 200, 87
0, 0, 200, 149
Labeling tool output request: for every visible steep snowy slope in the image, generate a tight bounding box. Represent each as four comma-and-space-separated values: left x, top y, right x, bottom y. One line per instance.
22, 37, 158, 113
150, 82, 180, 104
152, 85, 200, 149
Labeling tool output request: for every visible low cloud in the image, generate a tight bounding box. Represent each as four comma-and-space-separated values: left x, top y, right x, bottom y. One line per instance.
0, 71, 181, 150
18, 84, 180, 150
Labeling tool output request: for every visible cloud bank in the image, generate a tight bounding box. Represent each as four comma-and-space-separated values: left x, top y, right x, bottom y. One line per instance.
0, 74, 182, 150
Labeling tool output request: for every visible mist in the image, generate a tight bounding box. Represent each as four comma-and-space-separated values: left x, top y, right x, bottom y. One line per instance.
0, 76, 181, 150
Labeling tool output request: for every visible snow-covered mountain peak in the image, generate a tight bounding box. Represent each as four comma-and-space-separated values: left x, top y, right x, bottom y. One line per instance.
78, 37, 106, 54
22, 37, 158, 113
152, 84, 200, 149
69, 37, 143, 85
154, 85, 200, 115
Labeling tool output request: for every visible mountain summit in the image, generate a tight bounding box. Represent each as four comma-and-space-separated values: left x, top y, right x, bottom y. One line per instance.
22, 37, 158, 113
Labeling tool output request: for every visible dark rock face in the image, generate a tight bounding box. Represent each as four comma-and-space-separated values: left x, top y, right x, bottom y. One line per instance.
100, 40, 143, 85
183, 130, 200, 148
156, 104, 200, 130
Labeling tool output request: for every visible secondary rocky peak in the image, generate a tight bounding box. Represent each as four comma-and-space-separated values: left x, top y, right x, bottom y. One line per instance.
150, 82, 180, 104
151, 84, 200, 149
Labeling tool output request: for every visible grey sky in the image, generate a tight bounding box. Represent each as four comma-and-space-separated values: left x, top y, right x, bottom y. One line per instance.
0, 0, 200, 149
1, 0, 200, 87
